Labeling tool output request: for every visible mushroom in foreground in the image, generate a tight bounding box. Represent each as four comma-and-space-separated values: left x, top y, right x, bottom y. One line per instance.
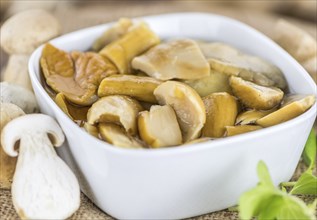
0, 82, 39, 113
138, 105, 182, 148
229, 76, 284, 110
87, 95, 143, 135
99, 123, 143, 148
257, 95, 316, 127
1, 114, 80, 219
154, 81, 206, 142
0, 103, 25, 189
132, 39, 210, 80
202, 92, 238, 138
98, 75, 162, 103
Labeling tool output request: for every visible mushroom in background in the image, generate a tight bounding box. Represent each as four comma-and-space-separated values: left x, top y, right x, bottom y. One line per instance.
274, 20, 317, 83
0, 9, 62, 93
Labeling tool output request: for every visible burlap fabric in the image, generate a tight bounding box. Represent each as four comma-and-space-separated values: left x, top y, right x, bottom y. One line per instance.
1, 161, 315, 220
0, 1, 316, 219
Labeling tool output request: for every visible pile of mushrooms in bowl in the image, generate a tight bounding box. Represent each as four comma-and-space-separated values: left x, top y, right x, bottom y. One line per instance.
28, 13, 316, 219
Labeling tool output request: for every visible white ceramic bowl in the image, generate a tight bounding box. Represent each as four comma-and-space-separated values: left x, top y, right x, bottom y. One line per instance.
29, 13, 316, 219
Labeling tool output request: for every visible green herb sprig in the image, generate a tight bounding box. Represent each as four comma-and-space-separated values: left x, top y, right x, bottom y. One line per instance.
238, 129, 317, 220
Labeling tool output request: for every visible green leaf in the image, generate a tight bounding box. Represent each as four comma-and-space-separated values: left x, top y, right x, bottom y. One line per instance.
308, 199, 317, 216
303, 129, 317, 170
257, 160, 275, 188
238, 161, 316, 220
290, 172, 317, 195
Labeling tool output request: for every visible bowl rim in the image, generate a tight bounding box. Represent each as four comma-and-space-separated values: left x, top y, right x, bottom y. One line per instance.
29, 12, 317, 157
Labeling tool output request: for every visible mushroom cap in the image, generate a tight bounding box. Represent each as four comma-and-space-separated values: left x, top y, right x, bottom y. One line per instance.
0, 9, 61, 54
1, 114, 65, 157
0, 82, 39, 113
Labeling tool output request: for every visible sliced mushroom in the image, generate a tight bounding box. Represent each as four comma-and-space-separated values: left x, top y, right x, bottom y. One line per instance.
41, 44, 118, 106
229, 76, 284, 110
99, 123, 143, 148
98, 75, 162, 103
257, 95, 316, 127
1, 114, 80, 219
99, 22, 160, 74
92, 18, 133, 51
0, 103, 25, 189
154, 81, 206, 142
202, 92, 238, 138
225, 125, 262, 137
2, 55, 33, 91
83, 123, 99, 138
55, 93, 73, 119
236, 109, 275, 125
0, 9, 61, 54
198, 42, 287, 89
0, 82, 39, 113
87, 95, 143, 135
138, 105, 182, 148
132, 39, 210, 80
182, 70, 232, 97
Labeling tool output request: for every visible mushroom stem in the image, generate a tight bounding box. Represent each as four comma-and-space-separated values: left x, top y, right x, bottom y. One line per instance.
1, 114, 80, 219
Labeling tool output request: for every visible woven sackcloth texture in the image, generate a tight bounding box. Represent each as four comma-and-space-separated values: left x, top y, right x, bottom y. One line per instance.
1, 161, 315, 220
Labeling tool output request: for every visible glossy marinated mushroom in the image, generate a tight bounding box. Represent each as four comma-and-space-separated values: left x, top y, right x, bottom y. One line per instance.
0, 114, 80, 219
2, 55, 33, 91
0, 103, 25, 189
92, 18, 133, 51
98, 75, 162, 103
202, 92, 238, 138
229, 76, 284, 110
87, 95, 143, 135
225, 125, 262, 137
182, 70, 231, 97
154, 81, 206, 142
138, 105, 182, 148
99, 22, 160, 74
83, 123, 99, 138
0, 82, 39, 113
0, 9, 61, 54
236, 109, 275, 125
41, 44, 117, 106
198, 42, 287, 89
55, 93, 89, 121
132, 39, 210, 80
257, 95, 316, 127
99, 123, 143, 148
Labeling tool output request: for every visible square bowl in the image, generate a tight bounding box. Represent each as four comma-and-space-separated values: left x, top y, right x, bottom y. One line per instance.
28, 13, 316, 219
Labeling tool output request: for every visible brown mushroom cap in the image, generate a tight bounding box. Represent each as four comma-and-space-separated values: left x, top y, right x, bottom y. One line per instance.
0, 9, 61, 54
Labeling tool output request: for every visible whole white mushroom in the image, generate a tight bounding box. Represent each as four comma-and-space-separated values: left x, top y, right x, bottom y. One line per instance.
0, 9, 61, 54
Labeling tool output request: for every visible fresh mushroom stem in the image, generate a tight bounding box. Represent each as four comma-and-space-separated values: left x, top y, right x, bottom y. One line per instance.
1, 114, 80, 219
